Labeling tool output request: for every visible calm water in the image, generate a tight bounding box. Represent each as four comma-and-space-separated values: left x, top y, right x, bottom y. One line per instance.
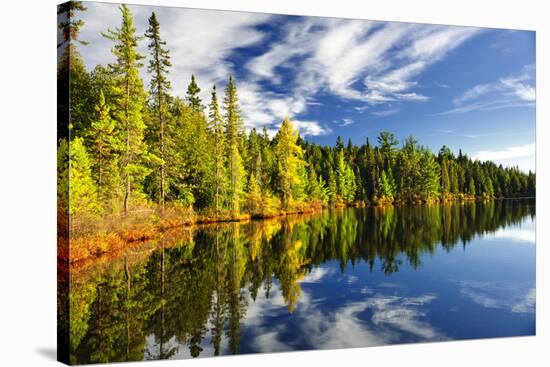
69, 199, 536, 364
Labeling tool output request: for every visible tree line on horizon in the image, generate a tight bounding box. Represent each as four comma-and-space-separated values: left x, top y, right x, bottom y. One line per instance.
57, 3, 536, 222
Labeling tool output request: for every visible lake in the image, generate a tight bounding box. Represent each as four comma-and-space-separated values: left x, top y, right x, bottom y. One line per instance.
68, 199, 536, 364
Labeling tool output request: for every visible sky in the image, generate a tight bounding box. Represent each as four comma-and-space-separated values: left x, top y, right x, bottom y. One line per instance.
76, 2, 536, 172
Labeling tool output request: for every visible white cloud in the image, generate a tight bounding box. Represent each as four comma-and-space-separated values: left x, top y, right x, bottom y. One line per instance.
371, 108, 401, 117
290, 120, 332, 137
335, 118, 355, 127
78, 4, 483, 136
473, 143, 535, 162
243, 17, 480, 128
80, 3, 271, 105
237, 82, 330, 136
439, 67, 536, 115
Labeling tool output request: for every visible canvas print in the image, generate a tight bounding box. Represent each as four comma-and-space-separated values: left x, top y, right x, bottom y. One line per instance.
57, 1, 536, 365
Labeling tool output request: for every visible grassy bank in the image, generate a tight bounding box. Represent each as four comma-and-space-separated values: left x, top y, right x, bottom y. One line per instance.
61, 195, 522, 264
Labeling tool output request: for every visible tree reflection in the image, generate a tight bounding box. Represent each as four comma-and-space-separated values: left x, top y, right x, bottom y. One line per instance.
69, 199, 535, 363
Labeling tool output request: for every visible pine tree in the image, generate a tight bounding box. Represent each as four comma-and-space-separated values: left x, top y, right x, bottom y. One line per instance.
419, 151, 440, 200
58, 138, 99, 221
327, 167, 338, 204
467, 177, 476, 196
441, 160, 450, 195
223, 76, 245, 214
343, 165, 357, 202
378, 170, 394, 201
57, 1, 94, 140
88, 91, 120, 207
103, 4, 151, 213
307, 166, 322, 201
186, 75, 203, 112
274, 117, 306, 209
336, 150, 347, 201
208, 84, 226, 214
144, 11, 172, 208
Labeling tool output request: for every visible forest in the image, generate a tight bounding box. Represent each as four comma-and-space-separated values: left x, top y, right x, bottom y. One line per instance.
57, 3, 536, 242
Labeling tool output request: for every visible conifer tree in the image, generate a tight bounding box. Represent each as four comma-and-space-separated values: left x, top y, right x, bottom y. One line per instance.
103, 4, 150, 213
57, 1, 94, 140
467, 177, 476, 196
307, 166, 322, 201
58, 138, 98, 219
419, 151, 441, 200
223, 76, 245, 214
441, 160, 450, 195
275, 118, 306, 209
186, 75, 203, 112
208, 84, 226, 214
88, 91, 120, 206
145, 11, 172, 208
378, 170, 394, 201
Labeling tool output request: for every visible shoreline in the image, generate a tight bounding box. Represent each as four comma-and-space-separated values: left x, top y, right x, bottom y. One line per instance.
61, 196, 535, 264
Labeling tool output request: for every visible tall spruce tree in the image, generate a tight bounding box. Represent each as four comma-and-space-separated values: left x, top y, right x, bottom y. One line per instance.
145, 11, 172, 208
223, 76, 245, 214
208, 84, 226, 214
103, 4, 150, 213
57, 1, 94, 140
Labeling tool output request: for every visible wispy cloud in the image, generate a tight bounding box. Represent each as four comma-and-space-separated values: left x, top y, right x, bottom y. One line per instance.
80, 3, 271, 103
473, 143, 535, 162
79, 4, 492, 137
435, 66, 535, 115
244, 18, 480, 130
371, 108, 400, 117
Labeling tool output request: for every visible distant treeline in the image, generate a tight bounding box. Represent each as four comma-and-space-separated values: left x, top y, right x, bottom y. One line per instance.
57, 3, 536, 222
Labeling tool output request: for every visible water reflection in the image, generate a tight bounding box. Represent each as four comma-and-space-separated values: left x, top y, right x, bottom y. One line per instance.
69, 199, 535, 364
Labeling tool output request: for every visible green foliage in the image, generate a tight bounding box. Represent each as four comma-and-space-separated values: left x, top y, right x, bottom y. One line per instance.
186, 75, 203, 112
378, 170, 395, 201
88, 91, 121, 210
59, 5, 536, 228
419, 151, 441, 200
58, 138, 99, 216
144, 11, 172, 207
223, 76, 246, 214
103, 4, 151, 212
208, 84, 227, 213
274, 118, 307, 209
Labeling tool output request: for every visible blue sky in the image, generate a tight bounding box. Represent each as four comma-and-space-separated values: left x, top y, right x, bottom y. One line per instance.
77, 2, 536, 172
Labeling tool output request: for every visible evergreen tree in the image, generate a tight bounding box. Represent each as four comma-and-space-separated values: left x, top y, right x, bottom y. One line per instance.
467, 177, 476, 196
378, 170, 394, 201
274, 117, 306, 209
186, 75, 203, 112
419, 151, 440, 200
88, 91, 120, 207
307, 166, 323, 201
58, 138, 99, 218
103, 5, 151, 213
57, 1, 94, 140
208, 84, 226, 214
223, 76, 245, 214
144, 11, 172, 207
441, 160, 450, 194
